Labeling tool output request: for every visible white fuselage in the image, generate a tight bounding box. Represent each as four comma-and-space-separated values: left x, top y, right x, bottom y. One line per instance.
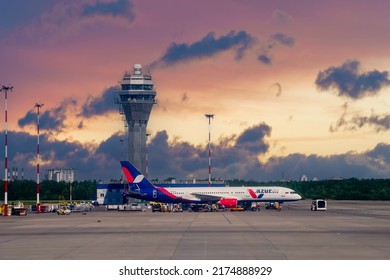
154, 185, 302, 203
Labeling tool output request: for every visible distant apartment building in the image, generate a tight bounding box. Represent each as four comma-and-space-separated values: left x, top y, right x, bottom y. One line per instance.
45, 168, 75, 183
300, 174, 308, 182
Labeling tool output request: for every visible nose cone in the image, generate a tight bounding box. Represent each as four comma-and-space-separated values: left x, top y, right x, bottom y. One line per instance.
297, 193, 302, 200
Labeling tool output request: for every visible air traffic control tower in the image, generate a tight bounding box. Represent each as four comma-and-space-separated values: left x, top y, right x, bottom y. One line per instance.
116, 64, 157, 174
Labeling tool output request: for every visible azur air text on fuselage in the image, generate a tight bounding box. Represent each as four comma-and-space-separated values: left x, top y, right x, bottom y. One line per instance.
255, 189, 278, 194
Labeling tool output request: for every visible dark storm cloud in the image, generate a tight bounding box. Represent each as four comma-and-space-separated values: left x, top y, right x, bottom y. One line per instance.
152, 30, 255, 67
4, 130, 88, 179
6, 127, 390, 181
330, 112, 390, 132
151, 30, 295, 68
257, 33, 295, 65
147, 128, 390, 181
258, 54, 272, 65
235, 123, 271, 153
352, 114, 390, 131
79, 86, 118, 118
270, 33, 295, 47
19, 86, 118, 134
39, 131, 126, 181
18, 98, 77, 133
365, 143, 390, 168
0, 0, 55, 36
316, 60, 390, 99
18, 110, 39, 128
263, 153, 370, 181
147, 123, 272, 180
82, 0, 134, 20
148, 131, 205, 178
5, 130, 124, 181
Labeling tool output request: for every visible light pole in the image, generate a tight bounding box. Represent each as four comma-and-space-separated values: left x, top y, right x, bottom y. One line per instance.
146, 133, 151, 179
205, 114, 214, 186
34, 103, 44, 214
120, 138, 124, 182
1, 85, 13, 216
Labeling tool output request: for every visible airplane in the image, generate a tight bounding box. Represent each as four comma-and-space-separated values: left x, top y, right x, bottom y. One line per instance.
120, 160, 302, 209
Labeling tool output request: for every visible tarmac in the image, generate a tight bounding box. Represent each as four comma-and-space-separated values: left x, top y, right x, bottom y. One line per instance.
0, 200, 389, 260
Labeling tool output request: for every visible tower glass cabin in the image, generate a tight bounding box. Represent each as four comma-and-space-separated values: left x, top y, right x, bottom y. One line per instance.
116, 64, 157, 174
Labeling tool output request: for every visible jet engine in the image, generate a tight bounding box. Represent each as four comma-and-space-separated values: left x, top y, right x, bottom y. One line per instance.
218, 198, 238, 208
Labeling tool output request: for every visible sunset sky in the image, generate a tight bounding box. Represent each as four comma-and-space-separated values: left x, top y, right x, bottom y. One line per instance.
1, 0, 390, 181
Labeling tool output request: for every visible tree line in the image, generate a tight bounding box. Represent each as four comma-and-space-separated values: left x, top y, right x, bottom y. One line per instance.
0, 180, 97, 201
1, 177, 390, 201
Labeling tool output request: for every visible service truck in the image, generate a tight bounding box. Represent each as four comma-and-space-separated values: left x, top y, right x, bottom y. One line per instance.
311, 199, 327, 211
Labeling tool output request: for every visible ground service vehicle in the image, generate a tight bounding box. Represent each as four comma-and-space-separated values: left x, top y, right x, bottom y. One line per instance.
11, 201, 27, 216
57, 206, 71, 215
230, 206, 245, 211
265, 202, 282, 212
118, 203, 143, 211
106, 205, 118, 211
151, 202, 162, 212
311, 199, 327, 211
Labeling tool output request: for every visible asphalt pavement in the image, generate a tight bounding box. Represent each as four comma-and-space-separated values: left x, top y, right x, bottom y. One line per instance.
0, 200, 389, 260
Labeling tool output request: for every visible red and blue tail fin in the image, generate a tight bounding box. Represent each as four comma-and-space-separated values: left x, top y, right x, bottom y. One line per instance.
120, 160, 141, 183
120, 160, 183, 203
120, 161, 155, 190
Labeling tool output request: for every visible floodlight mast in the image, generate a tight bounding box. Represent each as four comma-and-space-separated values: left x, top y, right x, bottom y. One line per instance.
120, 139, 124, 182
205, 114, 214, 186
146, 133, 151, 179
1, 85, 13, 216
34, 103, 44, 214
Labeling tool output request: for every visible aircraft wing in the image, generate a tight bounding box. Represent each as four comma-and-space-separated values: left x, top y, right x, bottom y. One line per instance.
190, 192, 225, 202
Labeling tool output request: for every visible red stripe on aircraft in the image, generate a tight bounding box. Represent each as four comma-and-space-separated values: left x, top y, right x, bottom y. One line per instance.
157, 187, 178, 199
122, 167, 134, 183
248, 189, 257, 198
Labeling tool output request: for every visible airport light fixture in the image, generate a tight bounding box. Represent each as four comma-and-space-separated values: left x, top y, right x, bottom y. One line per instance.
146, 133, 151, 179
34, 103, 44, 214
120, 138, 124, 182
205, 114, 215, 186
0, 85, 13, 216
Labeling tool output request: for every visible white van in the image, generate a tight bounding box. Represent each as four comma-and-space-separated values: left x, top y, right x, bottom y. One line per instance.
311, 199, 327, 211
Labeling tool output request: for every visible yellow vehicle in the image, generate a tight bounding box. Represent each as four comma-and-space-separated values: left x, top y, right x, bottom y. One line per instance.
151, 202, 162, 212
265, 202, 282, 212
230, 207, 245, 211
